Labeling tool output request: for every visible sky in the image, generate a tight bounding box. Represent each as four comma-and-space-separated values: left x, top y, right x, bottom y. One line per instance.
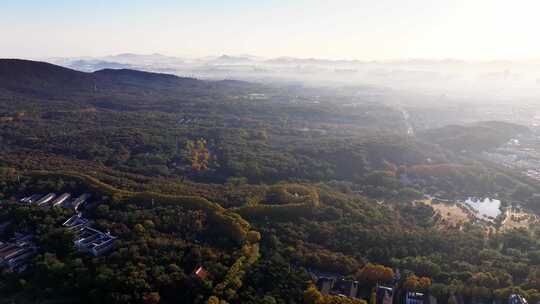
2, 0, 540, 60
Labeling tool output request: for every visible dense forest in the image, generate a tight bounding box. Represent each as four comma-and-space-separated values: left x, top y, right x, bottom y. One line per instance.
1, 60, 540, 304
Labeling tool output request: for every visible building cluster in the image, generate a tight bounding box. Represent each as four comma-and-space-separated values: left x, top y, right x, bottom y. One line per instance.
312, 269, 431, 304
63, 213, 117, 257
482, 137, 540, 183
317, 276, 360, 298
19, 192, 92, 211
0, 232, 36, 272
0, 189, 117, 272
314, 271, 528, 304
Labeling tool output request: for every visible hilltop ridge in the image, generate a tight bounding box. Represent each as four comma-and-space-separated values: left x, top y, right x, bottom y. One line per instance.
0, 59, 202, 98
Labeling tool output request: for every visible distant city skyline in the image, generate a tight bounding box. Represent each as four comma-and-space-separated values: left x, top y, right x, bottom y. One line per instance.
2, 0, 540, 61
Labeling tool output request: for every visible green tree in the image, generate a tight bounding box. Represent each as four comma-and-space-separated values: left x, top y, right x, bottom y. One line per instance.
304, 285, 323, 304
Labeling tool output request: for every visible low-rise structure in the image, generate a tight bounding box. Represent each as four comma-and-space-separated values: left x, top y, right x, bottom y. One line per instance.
315, 276, 360, 299
333, 279, 359, 298
20, 194, 44, 204
509, 294, 528, 304
70, 193, 91, 211
405, 292, 425, 304
35, 193, 56, 206
73, 226, 117, 257
50, 193, 71, 208
63, 213, 90, 228
64, 212, 117, 257
0, 235, 36, 272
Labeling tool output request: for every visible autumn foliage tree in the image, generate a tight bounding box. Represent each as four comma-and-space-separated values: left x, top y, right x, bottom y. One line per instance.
358, 263, 395, 285
185, 139, 211, 172
403, 275, 432, 291
303, 285, 368, 304
142, 292, 161, 304
303, 285, 323, 304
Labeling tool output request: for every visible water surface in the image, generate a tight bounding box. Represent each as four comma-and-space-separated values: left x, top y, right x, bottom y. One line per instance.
463, 197, 501, 220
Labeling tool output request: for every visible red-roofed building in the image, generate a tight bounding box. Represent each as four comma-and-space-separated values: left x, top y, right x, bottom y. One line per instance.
195, 266, 209, 280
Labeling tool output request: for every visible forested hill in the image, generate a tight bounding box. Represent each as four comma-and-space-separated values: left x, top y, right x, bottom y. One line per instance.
0, 59, 94, 96
0, 59, 237, 98
418, 121, 530, 152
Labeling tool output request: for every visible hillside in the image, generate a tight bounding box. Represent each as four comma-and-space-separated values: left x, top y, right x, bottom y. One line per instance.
0, 59, 95, 97
418, 121, 530, 152
0, 59, 205, 99
0, 60, 427, 183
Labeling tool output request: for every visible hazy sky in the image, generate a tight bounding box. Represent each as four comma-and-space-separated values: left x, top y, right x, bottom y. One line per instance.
2, 0, 540, 60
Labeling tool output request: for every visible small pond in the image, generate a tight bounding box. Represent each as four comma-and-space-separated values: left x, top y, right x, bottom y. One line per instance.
463, 197, 501, 220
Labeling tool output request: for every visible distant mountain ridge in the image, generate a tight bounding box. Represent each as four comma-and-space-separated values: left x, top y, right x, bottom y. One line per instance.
102, 53, 185, 64
63, 59, 134, 72
48, 53, 540, 70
